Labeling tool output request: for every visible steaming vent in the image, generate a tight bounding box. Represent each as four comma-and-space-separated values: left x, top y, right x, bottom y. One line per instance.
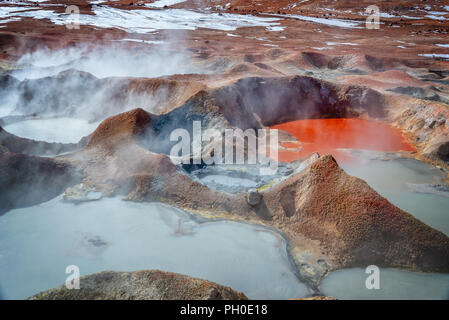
0, 45, 398, 203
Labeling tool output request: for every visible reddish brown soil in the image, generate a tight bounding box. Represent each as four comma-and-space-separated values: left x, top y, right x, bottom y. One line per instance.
264, 154, 449, 273
29, 269, 248, 300
1, 0, 448, 67
337, 70, 433, 91
86, 108, 152, 150
64, 109, 449, 286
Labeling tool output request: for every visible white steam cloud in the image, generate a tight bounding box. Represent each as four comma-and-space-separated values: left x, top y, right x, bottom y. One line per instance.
12, 41, 198, 80
0, 37, 206, 142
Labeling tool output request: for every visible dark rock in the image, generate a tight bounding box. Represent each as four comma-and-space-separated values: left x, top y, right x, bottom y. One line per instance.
247, 188, 262, 206
0, 150, 82, 214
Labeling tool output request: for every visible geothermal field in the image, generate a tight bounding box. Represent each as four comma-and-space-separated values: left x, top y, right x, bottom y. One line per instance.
0, 0, 449, 302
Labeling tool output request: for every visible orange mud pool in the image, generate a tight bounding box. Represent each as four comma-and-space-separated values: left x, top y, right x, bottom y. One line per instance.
270, 118, 415, 163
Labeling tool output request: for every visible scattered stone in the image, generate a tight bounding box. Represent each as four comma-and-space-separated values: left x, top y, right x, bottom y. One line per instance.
247, 188, 262, 206
423, 139, 449, 162
282, 167, 294, 176
63, 183, 102, 203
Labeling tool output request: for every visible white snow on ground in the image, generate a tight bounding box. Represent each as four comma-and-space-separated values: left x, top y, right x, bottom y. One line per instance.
419, 54, 449, 60
436, 44, 449, 48
266, 26, 285, 31
426, 11, 447, 15
379, 12, 396, 18
89, 7, 281, 32
326, 42, 357, 46
0, 6, 67, 26
400, 15, 422, 19
145, 0, 187, 8
0, 17, 21, 26
1, 0, 41, 5
380, 12, 424, 20
0, 1, 63, 7
111, 38, 165, 44
422, 8, 448, 20
277, 13, 362, 28
10, 9, 67, 24
0, 5, 282, 32
425, 14, 447, 20
360, 10, 423, 20
0, 6, 37, 18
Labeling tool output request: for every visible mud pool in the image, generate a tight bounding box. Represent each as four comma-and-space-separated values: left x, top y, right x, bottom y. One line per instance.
188, 164, 292, 193
321, 268, 449, 300
3, 118, 99, 143
268, 117, 448, 235
341, 157, 449, 236
318, 155, 449, 300
271, 118, 415, 163
0, 197, 308, 300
